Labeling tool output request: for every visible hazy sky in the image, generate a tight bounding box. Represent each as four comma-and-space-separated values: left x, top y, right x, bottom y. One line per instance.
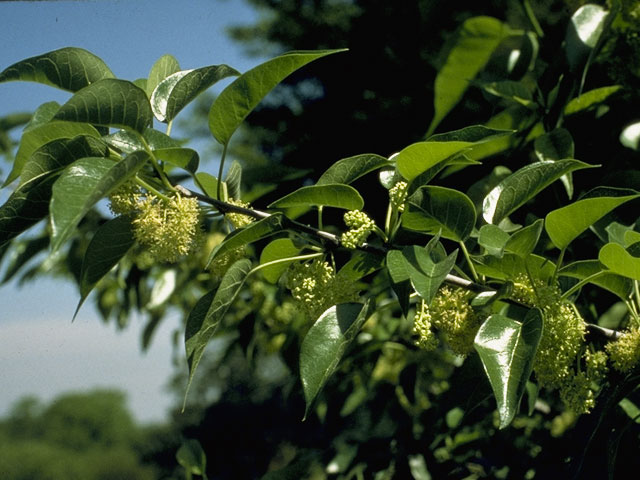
0, 0, 267, 423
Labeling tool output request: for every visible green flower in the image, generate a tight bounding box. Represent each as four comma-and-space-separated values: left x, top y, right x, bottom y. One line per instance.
606, 326, 640, 373
108, 181, 142, 216
226, 198, 253, 228
341, 210, 375, 249
389, 181, 408, 212
413, 299, 438, 351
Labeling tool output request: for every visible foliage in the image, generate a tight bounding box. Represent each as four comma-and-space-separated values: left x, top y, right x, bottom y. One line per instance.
2, 1, 640, 479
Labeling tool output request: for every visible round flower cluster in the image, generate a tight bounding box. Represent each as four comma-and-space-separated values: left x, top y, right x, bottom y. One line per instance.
285, 258, 358, 320
412, 299, 438, 351
108, 182, 143, 215
389, 181, 408, 212
226, 198, 253, 228
132, 193, 202, 263
606, 326, 640, 373
560, 350, 608, 415
341, 210, 375, 249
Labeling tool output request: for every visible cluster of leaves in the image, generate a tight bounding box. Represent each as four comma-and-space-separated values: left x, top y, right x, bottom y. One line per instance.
2, 1, 640, 478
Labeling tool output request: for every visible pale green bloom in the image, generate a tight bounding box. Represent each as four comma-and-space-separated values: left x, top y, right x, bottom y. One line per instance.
606, 326, 640, 373
389, 181, 408, 212
341, 210, 375, 249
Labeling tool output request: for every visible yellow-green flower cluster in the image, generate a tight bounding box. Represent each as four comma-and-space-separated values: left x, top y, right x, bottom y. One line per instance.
413, 299, 438, 351
389, 181, 408, 212
226, 198, 253, 228
606, 326, 640, 373
285, 258, 358, 320
341, 210, 375, 249
560, 350, 608, 415
428, 286, 485, 355
132, 194, 202, 263
108, 181, 142, 215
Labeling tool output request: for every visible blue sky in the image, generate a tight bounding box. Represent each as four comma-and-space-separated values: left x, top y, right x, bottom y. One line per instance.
0, 0, 267, 423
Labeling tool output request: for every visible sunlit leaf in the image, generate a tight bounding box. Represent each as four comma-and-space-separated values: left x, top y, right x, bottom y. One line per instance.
225, 160, 242, 200
565, 4, 610, 73
395, 141, 471, 181
504, 219, 544, 258
564, 85, 621, 115
154, 147, 199, 174
209, 49, 346, 145
23, 102, 60, 132
317, 154, 390, 185
54, 79, 153, 132
474, 308, 542, 428
481, 80, 535, 107
259, 238, 301, 284
483, 160, 594, 224
146, 54, 181, 98
50, 151, 149, 252
559, 260, 632, 300
0, 47, 114, 92
428, 125, 514, 143
151, 64, 239, 122
599, 243, 640, 281
474, 253, 555, 282
268, 184, 363, 210
300, 300, 373, 418
478, 224, 510, 257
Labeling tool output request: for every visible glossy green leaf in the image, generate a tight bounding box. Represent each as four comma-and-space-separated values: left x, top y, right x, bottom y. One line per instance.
386, 249, 413, 317
23, 102, 60, 132
4, 121, 101, 187
184, 258, 252, 402
300, 300, 373, 418
478, 224, 510, 257
76, 215, 135, 317
104, 128, 182, 155
599, 243, 640, 281
428, 16, 512, 135
0, 47, 114, 92
206, 214, 285, 268
259, 238, 301, 284
337, 250, 384, 283
317, 154, 390, 185
504, 219, 544, 258
535, 129, 574, 161
546, 189, 639, 250
54, 79, 153, 132
20, 135, 108, 187
565, 4, 609, 73
564, 85, 621, 115
50, 151, 149, 252
151, 64, 239, 123
474, 308, 542, 428
474, 253, 555, 282
481, 80, 534, 107
406, 155, 478, 196
154, 148, 199, 174
195, 172, 226, 200
559, 260, 632, 300
483, 160, 594, 224
428, 125, 514, 143
209, 49, 346, 145
395, 141, 471, 181
146, 54, 180, 98
402, 186, 476, 242
268, 184, 363, 210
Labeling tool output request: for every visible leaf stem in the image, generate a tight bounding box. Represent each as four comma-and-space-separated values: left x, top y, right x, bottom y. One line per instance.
166, 119, 173, 137
217, 143, 229, 201
551, 247, 565, 286
459, 240, 479, 282
560, 271, 606, 301
136, 177, 172, 202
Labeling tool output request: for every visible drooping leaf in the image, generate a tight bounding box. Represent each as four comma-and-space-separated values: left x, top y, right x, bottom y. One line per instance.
559, 260, 632, 300
209, 49, 346, 145
428, 125, 514, 143
599, 243, 640, 281
146, 54, 181, 98
151, 64, 239, 122
400, 240, 458, 304
564, 85, 622, 116
483, 160, 594, 224
545, 188, 640, 250
402, 186, 476, 242
0, 47, 114, 92
317, 154, 390, 185
76, 215, 135, 317
50, 151, 149, 252
427, 16, 513, 135
154, 147, 199, 174
54, 79, 153, 133
300, 300, 373, 418
268, 184, 363, 210
206, 214, 285, 268
184, 258, 252, 403
504, 219, 544, 258
395, 141, 472, 181
474, 308, 542, 428
4, 121, 101, 186
259, 238, 301, 284
478, 224, 510, 257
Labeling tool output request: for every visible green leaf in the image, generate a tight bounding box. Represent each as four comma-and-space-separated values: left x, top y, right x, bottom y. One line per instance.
146, 54, 180, 98
206, 214, 285, 268
474, 308, 542, 429
268, 184, 363, 210
564, 85, 622, 116
599, 243, 640, 281
195, 172, 226, 200
184, 259, 252, 403
176, 439, 207, 477
76, 215, 135, 317
559, 260, 632, 300
386, 250, 413, 317
401, 239, 458, 304
474, 253, 555, 282
478, 224, 510, 257
428, 16, 513, 135
225, 160, 242, 200
427, 125, 514, 143
300, 300, 373, 418
317, 154, 390, 185
545, 188, 640, 250
481, 80, 535, 107
534, 129, 574, 161
23, 102, 61, 132
483, 160, 594, 225
151, 64, 239, 123
402, 186, 476, 242
50, 151, 149, 252
395, 141, 472, 181
4, 121, 101, 186
337, 250, 384, 283
259, 238, 301, 284
209, 49, 346, 145
565, 4, 610, 73
154, 147, 199, 174
504, 219, 544, 258
54, 79, 153, 133
0, 47, 114, 92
